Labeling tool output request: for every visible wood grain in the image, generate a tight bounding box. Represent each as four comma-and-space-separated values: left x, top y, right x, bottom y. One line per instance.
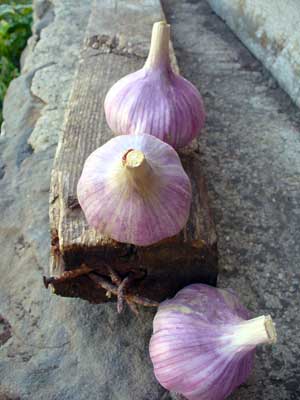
49, 0, 218, 304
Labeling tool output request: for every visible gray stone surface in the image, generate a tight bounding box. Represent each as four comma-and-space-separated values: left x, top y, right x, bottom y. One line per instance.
0, 0, 299, 399
0, 1, 164, 399
164, 1, 300, 399
207, 0, 300, 108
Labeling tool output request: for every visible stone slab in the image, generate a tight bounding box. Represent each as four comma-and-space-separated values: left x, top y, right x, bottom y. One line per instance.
207, 0, 300, 108
164, 1, 300, 398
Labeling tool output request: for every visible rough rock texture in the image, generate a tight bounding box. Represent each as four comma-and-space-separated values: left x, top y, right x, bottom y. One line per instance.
164, 1, 300, 399
207, 0, 300, 108
0, 1, 165, 399
0, 0, 299, 399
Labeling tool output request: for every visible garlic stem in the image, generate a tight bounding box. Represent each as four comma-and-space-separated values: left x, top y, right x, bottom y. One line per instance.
122, 149, 154, 194
229, 315, 277, 349
123, 149, 145, 169
145, 21, 170, 69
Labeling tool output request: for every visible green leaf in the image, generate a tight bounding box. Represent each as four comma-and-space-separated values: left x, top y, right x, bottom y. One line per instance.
0, 1, 32, 124
0, 5, 16, 16
14, 4, 32, 13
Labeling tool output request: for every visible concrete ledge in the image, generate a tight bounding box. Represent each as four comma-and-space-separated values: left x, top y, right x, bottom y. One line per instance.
207, 0, 300, 108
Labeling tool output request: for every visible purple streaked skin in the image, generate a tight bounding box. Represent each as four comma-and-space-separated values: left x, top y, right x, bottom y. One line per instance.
77, 134, 192, 246
150, 284, 264, 400
104, 22, 205, 150
104, 68, 205, 149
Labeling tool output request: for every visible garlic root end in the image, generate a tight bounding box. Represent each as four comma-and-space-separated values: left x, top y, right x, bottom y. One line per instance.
264, 315, 277, 344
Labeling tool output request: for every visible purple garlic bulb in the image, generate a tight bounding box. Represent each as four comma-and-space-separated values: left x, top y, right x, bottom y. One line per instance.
149, 284, 277, 400
104, 21, 205, 149
77, 134, 192, 246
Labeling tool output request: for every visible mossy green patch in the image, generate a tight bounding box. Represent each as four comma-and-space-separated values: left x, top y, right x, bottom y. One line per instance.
0, 1, 32, 124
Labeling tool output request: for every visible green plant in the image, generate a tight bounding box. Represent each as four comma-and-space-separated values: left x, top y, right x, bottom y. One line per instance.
0, 2, 32, 124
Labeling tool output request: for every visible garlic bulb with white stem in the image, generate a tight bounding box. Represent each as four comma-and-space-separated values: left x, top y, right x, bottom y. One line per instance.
104, 21, 205, 149
77, 134, 192, 246
149, 284, 277, 400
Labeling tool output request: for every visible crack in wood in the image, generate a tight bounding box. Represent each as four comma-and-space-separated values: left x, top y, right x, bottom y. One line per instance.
86, 34, 146, 60
0, 314, 12, 346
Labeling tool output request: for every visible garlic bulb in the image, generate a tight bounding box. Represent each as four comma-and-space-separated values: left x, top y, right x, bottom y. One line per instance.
104, 21, 205, 149
149, 284, 277, 400
77, 134, 192, 246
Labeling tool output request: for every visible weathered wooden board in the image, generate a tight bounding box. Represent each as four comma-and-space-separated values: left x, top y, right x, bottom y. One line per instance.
48, 0, 218, 304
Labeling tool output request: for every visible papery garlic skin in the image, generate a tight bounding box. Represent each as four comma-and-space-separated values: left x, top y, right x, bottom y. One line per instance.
149, 284, 277, 400
77, 134, 192, 246
104, 21, 205, 149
